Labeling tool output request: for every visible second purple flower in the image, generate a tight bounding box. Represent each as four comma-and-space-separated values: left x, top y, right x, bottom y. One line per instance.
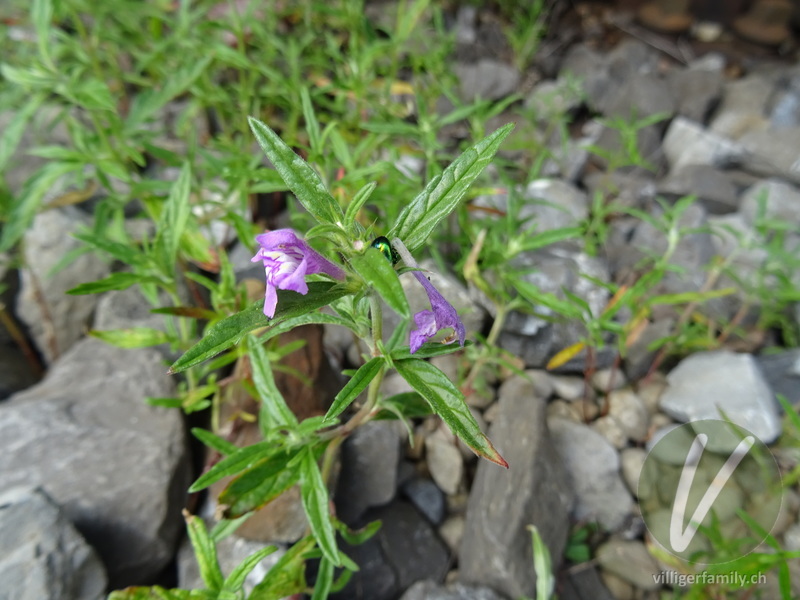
409, 270, 466, 354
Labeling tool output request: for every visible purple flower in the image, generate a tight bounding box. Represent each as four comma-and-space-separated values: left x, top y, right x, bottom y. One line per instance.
251, 229, 345, 318
409, 270, 466, 354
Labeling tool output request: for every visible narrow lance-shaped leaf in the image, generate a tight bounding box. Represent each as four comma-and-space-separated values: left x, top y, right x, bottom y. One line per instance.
350, 248, 409, 318
169, 282, 351, 374
219, 450, 300, 518
394, 358, 508, 468
248, 116, 343, 226
222, 545, 278, 594
184, 511, 224, 592
247, 335, 298, 430
389, 123, 514, 253
89, 328, 169, 349
324, 356, 384, 422
299, 447, 340, 565
189, 441, 272, 493
155, 162, 192, 271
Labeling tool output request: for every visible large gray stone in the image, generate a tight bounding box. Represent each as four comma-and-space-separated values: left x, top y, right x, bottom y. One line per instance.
16, 207, 111, 364
667, 54, 724, 123
454, 59, 520, 102
602, 73, 676, 120
0, 486, 107, 600
739, 178, 800, 227
459, 377, 572, 599
0, 338, 189, 586
400, 581, 507, 600
757, 349, 800, 409
335, 421, 401, 524
662, 117, 744, 171
658, 164, 740, 214
333, 500, 449, 600
659, 350, 782, 450
548, 417, 634, 531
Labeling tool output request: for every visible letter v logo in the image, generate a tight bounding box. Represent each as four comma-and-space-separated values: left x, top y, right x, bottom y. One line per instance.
669, 433, 755, 552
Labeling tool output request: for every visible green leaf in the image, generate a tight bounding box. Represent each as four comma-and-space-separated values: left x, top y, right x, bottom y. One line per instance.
299, 447, 340, 565
168, 282, 351, 374
0, 94, 43, 172
389, 123, 514, 252
218, 451, 300, 518
89, 328, 168, 348
374, 392, 432, 421
518, 226, 584, 252
192, 427, 238, 456
184, 512, 224, 592
32, 0, 53, 66
248, 117, 343, 226
300, 87, 321, 154
108, 586, 207, 599
72, 231, 145, 266
189, 441, 272, 493
249, 537, 314, 600
222, 545, 278, 593
247, 335, 298, 430
155, 163, 192, 270
344, 181, 377, 230
324, 357, 384, 422
0, 161, 78, 252
335, 519, 382, 545
258, 312, 356, 345
394, 358, 508, 468
529, 525, 555, 600
391, 340, 472, 360
311, 557, 334, 600
350, 248, 409, 318
67, 272, 149, 295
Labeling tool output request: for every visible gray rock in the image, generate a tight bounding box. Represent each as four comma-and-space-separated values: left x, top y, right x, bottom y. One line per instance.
525, 78, 584, 122
402, 478, 445, 525
658, 164, 740, 214
591, 416, 628, 450
739, 178, 800, 226
454, 59, 520, 102
757, 349, 800, 409
425, 428, 463, 495
559, 44, 613, 112
335, 421, 401, 525
400, 580, 507, 600
711, 72, 777, 136
607, 389, 649, 443
334, 500, 449, 600
623, 317, 674, 381
591, 368, 628, 392
583, 170, 657, 211
560, 565, 616, 600
591, 119, 664, 172
459, 380, 572, 599
93, 286, 164, 331
619, 448, 647, 497
438, 516, 464, 553
602, 73, 676, 120
16, 208, 111, 364
0, 338, 189, 586
549, 374, 586, 401
0, 486, 107, 600
596, 539, 660, 590
738, 126, 800, 181
659, 350, 782, 450
548, 417, 634, 531
667, 54, 725, 123
662, 117, 744, 171
768, 69, 800, 128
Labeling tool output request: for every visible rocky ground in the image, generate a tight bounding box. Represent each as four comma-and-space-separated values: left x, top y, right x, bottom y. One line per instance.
2, 2, 800, 600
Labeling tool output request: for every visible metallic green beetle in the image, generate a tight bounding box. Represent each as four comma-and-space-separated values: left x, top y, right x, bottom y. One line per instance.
370, 236, 400, 265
